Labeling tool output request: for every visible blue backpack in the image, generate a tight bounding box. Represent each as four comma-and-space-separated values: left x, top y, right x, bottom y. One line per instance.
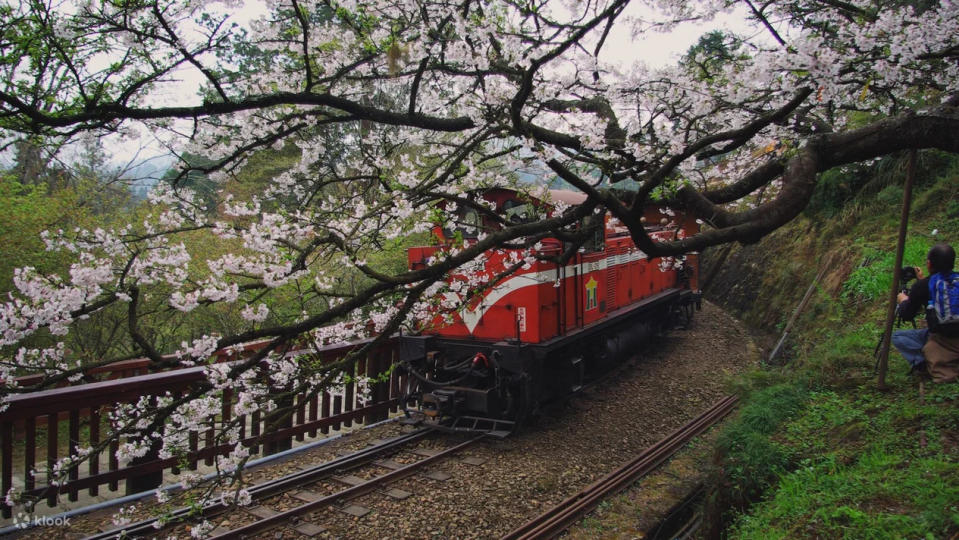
928, 272, 959, 328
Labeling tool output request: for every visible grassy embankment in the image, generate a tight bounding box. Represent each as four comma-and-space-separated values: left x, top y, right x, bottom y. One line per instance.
706, 151, 959, 539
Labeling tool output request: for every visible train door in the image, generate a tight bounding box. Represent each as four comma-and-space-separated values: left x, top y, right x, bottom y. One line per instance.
554, 253, 574, 335
572, 251, 584, 330
557, 212, 606, 332
557, 250, 583, 333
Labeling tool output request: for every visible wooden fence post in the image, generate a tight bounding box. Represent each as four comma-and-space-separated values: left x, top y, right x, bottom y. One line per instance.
263, 391, 294, 455
365, 348, 391, 424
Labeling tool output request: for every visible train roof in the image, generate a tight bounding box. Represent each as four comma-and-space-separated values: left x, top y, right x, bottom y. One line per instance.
547, 189, 588, 206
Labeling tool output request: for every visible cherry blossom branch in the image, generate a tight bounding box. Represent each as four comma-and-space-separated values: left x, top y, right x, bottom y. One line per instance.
630, 87, 814, 210
744, 0, 787, 47
665, 105, 959, 255
290, 0, 315, 91
151, 2, 231, 103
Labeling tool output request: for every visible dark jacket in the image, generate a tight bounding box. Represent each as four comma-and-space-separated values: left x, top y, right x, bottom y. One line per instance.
901, 275, 959, 337
899, 277, 929, 323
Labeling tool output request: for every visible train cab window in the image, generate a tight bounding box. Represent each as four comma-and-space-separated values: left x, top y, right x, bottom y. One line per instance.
456, 208, 483, 238
583, 214, 606, 253
441, 196, 536, 241
580, 213, 606, 253
503, 200, 534, 225
441, 206, 485, 240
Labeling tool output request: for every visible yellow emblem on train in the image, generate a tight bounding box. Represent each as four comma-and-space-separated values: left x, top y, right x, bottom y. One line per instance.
585, 276, 598, 311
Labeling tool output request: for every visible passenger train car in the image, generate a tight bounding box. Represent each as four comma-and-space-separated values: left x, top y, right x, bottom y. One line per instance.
398, 188, 701, 435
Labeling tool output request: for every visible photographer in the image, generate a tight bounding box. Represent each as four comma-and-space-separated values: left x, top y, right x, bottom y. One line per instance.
892, 243, 959, 382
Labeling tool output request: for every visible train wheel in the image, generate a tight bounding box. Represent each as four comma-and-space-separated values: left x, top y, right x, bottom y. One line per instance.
505, 375, 536, 431
679, 301, 695, 328
668, 301, 694, 330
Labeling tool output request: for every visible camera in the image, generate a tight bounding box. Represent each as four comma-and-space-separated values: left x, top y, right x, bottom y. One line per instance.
900, 266, 918, 285
895, 266, 921, 326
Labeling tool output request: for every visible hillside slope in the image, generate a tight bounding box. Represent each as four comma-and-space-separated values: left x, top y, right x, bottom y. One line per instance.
701, 152, 959, 538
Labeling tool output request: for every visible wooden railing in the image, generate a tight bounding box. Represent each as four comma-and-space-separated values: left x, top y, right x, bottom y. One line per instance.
0, 337, 402, 518
10, 339, 277, 388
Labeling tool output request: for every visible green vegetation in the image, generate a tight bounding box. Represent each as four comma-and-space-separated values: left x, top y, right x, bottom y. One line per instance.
716, 384, 807, 503
0, 142, 425, 368
0, 177, 81, 288
842, 237, 932, 302
731, 382, 959, 539
709, 150, 959, 539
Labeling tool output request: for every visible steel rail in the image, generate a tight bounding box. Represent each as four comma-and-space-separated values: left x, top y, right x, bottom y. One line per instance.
644, 483, 705, 540
243, 428, 431, 500
85, 428, 432, 539
215, 433, 486, 538
501, 394, 739, 540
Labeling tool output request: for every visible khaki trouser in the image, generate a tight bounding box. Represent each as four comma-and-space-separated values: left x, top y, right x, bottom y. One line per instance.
922, 333, 959, 383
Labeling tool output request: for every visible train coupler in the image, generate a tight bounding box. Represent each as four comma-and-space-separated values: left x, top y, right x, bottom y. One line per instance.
421, 389, 465, 418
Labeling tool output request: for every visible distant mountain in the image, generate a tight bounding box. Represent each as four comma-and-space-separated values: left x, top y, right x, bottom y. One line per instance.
121, 154, 176, 181
119, 154, 176, 200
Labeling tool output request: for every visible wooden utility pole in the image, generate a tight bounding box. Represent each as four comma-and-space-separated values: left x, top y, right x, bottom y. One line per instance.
768, 265, 827, 364
877, 149, 917, 390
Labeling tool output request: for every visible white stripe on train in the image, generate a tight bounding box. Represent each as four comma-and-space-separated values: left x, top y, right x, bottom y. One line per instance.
447, 249, 656, 334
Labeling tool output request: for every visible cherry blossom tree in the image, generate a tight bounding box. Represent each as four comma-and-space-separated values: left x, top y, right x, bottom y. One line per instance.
1, 0, 958, 518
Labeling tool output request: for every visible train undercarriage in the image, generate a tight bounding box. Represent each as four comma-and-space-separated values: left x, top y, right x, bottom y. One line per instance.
397, 289, 699, 436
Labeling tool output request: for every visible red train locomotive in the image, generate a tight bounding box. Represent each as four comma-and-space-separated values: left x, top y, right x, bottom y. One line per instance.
398, 188, 701, 435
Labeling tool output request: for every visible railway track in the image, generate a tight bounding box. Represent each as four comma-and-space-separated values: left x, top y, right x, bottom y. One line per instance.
87, 427, 485, 538
210, 432, 484, 538
81, 356, 694, 539
85, 390, 733, 539
501, 394, 739, 540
